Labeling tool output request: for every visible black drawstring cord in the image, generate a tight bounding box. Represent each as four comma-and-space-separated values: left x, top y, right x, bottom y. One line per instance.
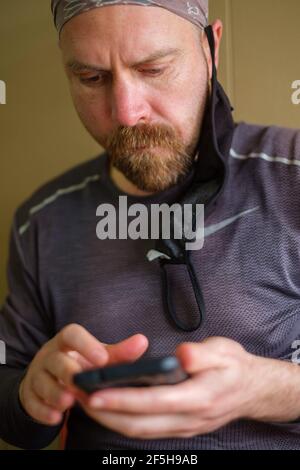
159, 252, 206, 332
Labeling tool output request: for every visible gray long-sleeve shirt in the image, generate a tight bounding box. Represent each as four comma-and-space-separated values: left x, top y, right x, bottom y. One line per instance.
1, 122, 300, 450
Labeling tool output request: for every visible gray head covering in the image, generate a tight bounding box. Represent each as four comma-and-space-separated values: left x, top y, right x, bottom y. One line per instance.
51, 0, 209, 35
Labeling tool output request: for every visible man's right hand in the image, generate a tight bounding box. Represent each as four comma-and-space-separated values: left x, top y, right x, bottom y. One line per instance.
18, 324, 149, 426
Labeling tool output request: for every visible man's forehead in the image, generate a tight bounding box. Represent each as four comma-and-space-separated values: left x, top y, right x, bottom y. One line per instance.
66, 47, 184, 73
60, 8, 200, 66
51, 0, 209, 36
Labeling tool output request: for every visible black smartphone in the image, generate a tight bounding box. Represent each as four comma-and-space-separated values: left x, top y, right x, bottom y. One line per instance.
73, 356, 189, 394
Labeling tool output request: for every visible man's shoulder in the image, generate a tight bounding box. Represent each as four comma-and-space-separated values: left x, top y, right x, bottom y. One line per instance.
15, 153, 107, 237
231, 122, 300, 165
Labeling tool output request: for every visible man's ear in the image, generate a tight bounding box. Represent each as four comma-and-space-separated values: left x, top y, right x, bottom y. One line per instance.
202, 19, 223, 79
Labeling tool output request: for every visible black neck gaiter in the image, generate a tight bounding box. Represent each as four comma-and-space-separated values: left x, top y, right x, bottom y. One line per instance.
147, 26, 235, 332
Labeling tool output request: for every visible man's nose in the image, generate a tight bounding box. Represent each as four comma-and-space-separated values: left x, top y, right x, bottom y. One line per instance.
110, 76, 151, 127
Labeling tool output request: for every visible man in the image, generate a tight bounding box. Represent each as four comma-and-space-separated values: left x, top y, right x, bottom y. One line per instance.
0, 0, 300, 450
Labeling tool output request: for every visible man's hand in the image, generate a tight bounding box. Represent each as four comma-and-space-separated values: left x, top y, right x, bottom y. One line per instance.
19, 324, 148, 426
78, 337, 300, 440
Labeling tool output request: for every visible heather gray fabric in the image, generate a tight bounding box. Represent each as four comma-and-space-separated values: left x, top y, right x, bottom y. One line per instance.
51, 0, 209, 34
1, 122, 300, 449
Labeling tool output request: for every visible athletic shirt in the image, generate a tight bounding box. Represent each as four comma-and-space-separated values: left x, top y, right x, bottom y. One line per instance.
1, 122, 300, 449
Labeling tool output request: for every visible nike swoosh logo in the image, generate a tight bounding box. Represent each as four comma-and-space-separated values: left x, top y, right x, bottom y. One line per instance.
147, 207, 260, 261
204, 206, 259, 238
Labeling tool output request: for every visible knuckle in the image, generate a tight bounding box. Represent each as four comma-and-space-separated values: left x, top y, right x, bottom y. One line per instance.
198, 396, 214, 414
49, 351, 78, 377
34, 399, 62, 425
164, 395, 180, 413
31, 374, 43, 395
59, 323, 83, 344
214, 339, 232, 356
42, 409, 61, 425
44, 350, 59, 368
55, 391, 73, 409
215, 337, 245, 357
57, 360, 70, 377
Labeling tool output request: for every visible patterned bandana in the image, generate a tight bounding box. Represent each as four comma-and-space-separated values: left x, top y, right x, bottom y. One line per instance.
51, 0, 209, 34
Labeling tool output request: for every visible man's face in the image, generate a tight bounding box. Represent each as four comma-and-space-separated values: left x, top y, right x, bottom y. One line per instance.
61, 5, 210, 192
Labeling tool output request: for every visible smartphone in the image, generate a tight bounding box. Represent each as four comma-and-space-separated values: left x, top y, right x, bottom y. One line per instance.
73, 356, 189, 394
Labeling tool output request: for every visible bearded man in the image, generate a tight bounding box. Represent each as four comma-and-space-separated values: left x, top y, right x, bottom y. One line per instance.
1, 0, 300, 450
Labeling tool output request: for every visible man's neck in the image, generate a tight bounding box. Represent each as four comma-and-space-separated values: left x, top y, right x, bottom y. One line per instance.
110, 165, 155, 197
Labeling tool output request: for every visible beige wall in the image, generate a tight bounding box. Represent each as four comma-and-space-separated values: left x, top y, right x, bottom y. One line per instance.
210, 0, 300, 128
0, 0, 299, 450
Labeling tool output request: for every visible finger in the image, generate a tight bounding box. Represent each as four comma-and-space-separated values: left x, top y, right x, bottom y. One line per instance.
66, 350, 95, 369
82, 409, 200, 439
24, 387, 63, 426
176, 340, 226, 374
55, 324, 109, 366
87, 377, 211, 414
32, 370, 75, 412
44, 351, 84, 388
105, 334, 149, 366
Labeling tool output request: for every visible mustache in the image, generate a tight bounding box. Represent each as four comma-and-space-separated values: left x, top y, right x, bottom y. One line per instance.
105, 123, 187, 157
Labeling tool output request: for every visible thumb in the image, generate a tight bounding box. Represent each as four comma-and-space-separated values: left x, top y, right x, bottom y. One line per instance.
176, 339, 225, 374
105, 334, 149, 366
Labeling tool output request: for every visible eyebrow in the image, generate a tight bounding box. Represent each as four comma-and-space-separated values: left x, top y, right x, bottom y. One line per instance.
67, 47, 183, 73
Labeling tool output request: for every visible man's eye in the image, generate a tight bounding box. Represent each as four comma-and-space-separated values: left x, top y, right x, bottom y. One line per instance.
78, 68, 164, 85
79, 74, 109, 85
142, 68, 164, 76
80, 75, 101, 83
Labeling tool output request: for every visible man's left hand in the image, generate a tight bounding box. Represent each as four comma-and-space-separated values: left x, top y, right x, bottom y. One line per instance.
78, 337, 300, 439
